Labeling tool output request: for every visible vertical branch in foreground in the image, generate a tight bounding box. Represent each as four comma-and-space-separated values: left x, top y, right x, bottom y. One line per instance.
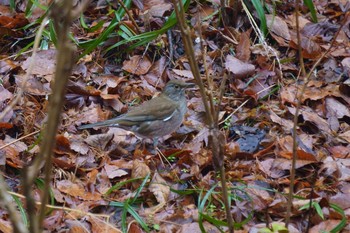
171, 0, 234, 232
23, 0, 89, 232
285, 9, 348, 227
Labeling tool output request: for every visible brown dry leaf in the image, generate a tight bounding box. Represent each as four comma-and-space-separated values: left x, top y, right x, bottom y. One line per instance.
0, 13, 28, 29
269, 110, 294, 131
288, 106, 331, 134
87, 216, 122, 233
258, 158, 286, 178
76, 103, 111, 126
144, 56, 166, 86
302, 21, 339, 41
244, 70, 276, 99
4, 135, 27, 152
0, 218, 12, 233
94, 169, 111, 194
339, 130, 350, 143
104, 164, 128, 179
172, 69, 194, 79
131, 159, 151, 189
56, 180, 101, 201
0, 140, 23, 168
122, 55, 152, 75
132, 159, 151, 179
128, 222, 143, 233
266, 14, 291, 41
149, 172, 170, 203
22, 49, 56, 82
290, 35, 322, 59
280, 150, 317, 161
15, 73, 51, 95
328, 145, 350, 158
55, 135, 72, 155
103, 95, 125, 112
70, 140, 89, 155
0, 122, 13, 129
0, 86, 13, 103
236, 30, 251, 62
43, 210, 64, 231
245, 182, 273, 211
330, 191, 350, 209
108, 127, 138, 146
84, 133, 114, 150
342, 57, 350, 69
93, 74, 126, 89
309, 220, 342, 233
280, 84, 342, 104
225, 55, 255, 78
326, 97, 350, 118
179, 222, 220, 233
146, 3, 172, 17
286, 14, 310, 29
69, 225, 89, 233
325, 97, 350, 131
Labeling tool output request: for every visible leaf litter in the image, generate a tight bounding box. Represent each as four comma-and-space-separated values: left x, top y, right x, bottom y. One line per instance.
0, 0, 349, 232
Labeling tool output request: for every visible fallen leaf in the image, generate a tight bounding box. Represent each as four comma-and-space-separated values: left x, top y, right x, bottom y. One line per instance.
309, 220, 342, 233
104, 164, 128, 179
122, 55, 152, 75
266, 14, 291, 41
225, 55, 255, 78
149, 172, 170, 204
0, 218, 12, 233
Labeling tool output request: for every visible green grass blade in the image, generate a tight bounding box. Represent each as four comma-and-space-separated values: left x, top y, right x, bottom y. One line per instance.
303, 0, 318, 23
251, 0, 267, 37
198, 185, 218, 232
125, 202, 150, 232
48, 20, 57, 46
131, 173, 150, 204
121, 201, 128, 233
35, 178, 55, 206
105, 0, 190, 53
78, 0, 132, 57
329, 203, 347, 233
12, 195, 28, 227
104, 177, 143, 196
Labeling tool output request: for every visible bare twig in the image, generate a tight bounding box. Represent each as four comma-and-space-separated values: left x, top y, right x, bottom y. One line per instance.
18, 1, 90, 232
115, 0, 141, 34
285, 11, 348, 227
295, 2, 306, 77
171, 0, 234, 231
0, 130, 40, 150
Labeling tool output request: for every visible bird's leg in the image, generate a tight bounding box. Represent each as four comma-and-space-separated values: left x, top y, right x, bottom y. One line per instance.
152, 137, 159, 154
153, 137, 167, 167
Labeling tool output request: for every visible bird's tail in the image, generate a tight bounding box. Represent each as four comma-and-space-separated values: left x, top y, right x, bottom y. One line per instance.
77, 118, 120, 130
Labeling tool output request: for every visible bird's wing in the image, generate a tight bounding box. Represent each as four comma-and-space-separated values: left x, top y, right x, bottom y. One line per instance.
117, 96, 178, 124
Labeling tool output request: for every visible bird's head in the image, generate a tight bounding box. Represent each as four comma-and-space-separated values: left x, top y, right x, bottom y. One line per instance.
162, 80, 194, 101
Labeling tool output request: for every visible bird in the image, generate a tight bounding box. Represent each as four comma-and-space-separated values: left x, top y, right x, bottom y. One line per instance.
78, 79, 194, 147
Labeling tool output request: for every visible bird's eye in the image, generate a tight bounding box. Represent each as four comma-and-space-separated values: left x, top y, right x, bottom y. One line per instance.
174, 85, 179, 89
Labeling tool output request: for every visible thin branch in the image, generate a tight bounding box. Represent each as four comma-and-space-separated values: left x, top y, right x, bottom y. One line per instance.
295, 2, 306, 77
171, 0, 234, 231
115, 0, 141, 34
285, 11, 348, 227
0, 130, 40, 150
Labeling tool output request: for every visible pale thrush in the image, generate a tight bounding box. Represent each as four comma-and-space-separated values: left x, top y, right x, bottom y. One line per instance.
78, 80, 194, 146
